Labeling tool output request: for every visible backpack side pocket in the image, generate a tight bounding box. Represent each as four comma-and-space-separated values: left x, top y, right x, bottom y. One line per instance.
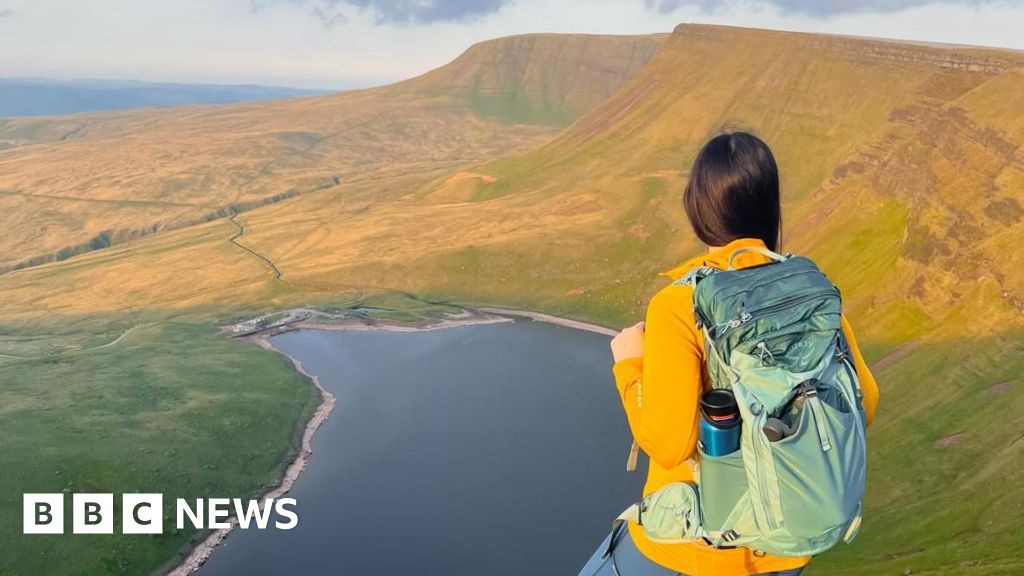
636, 482, 704, 543
698, 447, 748, 533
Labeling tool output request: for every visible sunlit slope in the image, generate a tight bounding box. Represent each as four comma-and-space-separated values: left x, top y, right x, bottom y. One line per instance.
0, 90, 552, 272
790, 64, 1024, 341
378, 25, 1024, 333
401, 33, 666, 126
474, 25, 1021, 202
3, 25, 1022, 333
0, 33, 664, 272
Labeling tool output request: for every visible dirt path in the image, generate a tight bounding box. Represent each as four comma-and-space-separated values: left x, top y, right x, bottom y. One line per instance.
90, 324, 141, 350
0, 324, 142, 360
872, 338, 926, 372
228, 214, 282, 280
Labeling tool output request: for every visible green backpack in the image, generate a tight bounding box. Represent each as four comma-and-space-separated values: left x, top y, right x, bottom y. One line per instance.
617, 247, 867, 557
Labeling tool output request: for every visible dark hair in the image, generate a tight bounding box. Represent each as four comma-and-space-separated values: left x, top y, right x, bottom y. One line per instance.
683, 132, 782, 251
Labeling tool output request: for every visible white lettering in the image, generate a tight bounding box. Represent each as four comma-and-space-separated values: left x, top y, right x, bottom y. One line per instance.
233, 498, 274, 529
207, 498, 231, 529
274, 498, 298, 530
176, 498, 204, 530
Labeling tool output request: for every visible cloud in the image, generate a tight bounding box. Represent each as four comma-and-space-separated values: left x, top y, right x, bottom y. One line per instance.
252, 0, 513, 25
0, 8, 14, 17
249, 0, 346, 27
311, 4, 349, 27
646, 0, 1023, 17
350, 0, 512, 23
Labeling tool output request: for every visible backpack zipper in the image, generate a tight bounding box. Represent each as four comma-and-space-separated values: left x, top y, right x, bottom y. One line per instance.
724, 288, 839, 331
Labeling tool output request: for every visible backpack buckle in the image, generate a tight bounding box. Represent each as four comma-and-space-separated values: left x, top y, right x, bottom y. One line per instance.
799, 380, 818, 397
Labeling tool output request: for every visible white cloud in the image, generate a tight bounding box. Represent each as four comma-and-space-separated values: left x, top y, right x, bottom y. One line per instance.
0, 0, 1019, 90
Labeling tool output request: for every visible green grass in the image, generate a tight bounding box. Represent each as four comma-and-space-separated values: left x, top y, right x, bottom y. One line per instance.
0, 318, 317, 576
0, 293, 465, 575
464, 90, 572, 128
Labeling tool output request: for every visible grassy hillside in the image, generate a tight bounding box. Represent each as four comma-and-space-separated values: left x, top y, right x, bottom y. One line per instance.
0, 314, 318, 575
402, 33, 667, 126
0, 33, 665, 272
1, 24, 1023, 575
0, 92, 552, 272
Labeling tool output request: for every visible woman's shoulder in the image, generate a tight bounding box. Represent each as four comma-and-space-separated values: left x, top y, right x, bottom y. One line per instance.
649, 252, 725, 323
648, 280, 697, 322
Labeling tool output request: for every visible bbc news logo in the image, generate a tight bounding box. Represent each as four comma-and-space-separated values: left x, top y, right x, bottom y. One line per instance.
23, 494, 298, 534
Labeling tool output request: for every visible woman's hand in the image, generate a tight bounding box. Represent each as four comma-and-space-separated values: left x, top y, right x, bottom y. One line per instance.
611, 321, 645, 363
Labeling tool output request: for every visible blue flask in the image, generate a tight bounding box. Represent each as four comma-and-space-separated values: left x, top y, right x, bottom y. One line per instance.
699, 389, 741, 456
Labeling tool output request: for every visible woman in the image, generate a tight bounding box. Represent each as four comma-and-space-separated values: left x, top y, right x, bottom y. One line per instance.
580, 132, 880, 576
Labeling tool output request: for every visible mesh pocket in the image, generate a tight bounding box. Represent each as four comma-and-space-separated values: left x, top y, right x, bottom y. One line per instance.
698, 447, 748, 532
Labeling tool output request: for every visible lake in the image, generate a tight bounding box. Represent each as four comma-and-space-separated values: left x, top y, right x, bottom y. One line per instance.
198, 320, 645, 575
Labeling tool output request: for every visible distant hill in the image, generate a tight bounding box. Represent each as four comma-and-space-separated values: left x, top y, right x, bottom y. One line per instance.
0, 78, 329, 117
402, 33, 667, 126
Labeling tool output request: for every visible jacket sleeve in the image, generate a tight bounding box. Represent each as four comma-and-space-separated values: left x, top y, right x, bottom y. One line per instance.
612, 287, 703, 470
840, 315, 880, 426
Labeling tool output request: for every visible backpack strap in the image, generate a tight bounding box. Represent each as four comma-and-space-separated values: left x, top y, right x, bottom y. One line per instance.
675, 266, 718, 330
673, 265, 718, 287
843, 504, 863, 543
726, 246, 789, 270
835, 332, 865, 403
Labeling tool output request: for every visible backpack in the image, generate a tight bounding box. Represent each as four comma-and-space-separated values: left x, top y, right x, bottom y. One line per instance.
616, 246, 867, 557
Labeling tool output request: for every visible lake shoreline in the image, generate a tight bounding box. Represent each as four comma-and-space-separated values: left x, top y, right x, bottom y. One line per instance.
292, 305, 617, 336
164, 334, 337, 576
165, 305, 616, 575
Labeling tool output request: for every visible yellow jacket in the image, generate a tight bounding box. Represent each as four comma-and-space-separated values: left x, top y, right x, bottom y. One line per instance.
612, 238, 880, 576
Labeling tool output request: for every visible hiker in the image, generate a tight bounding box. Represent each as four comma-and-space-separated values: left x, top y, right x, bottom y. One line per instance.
580, 132, 880, 576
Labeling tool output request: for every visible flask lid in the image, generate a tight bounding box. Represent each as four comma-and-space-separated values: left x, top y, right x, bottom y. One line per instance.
700, 389, 740, 427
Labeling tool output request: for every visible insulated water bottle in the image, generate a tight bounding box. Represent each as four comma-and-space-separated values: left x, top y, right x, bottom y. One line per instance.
699, 389, 741, 456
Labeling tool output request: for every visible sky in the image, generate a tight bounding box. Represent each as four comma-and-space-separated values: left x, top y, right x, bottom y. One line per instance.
0, 0, 1020, 90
